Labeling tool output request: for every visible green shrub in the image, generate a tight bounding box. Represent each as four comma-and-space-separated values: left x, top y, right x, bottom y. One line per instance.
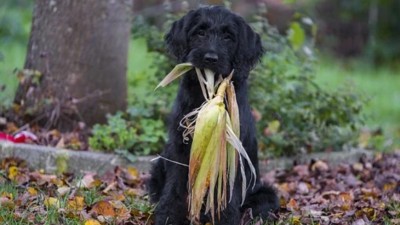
92, 5, 364, 157
89, 111, 166, 156
248, 12, 364, 156
89, 112, 137, 152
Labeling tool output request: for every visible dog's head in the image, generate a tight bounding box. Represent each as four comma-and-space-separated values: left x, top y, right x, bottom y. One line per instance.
166, 6, 264, 78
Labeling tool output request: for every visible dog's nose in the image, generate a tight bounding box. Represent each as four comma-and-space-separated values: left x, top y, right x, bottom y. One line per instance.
203, 53, 218, 64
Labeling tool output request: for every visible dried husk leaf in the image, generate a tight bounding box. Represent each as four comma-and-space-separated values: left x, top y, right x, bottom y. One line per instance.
226, 80, 240, 202
155, 63, 193, 89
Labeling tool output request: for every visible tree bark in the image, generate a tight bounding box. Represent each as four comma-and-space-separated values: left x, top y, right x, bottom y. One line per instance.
15, 0, 132, 130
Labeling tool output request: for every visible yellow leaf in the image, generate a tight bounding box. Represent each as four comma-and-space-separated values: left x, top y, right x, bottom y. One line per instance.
290, 215, 301, 225
383, 182, 396, 192
84, 219, 101, 225
44, 197, 60, 208
1, 192, 13, 199
67, 196, 85, 211
109, 192, 125, 201
125, 167, 140, 183
27, 187, 38, 196
50, 177, 64, 187
8, 166, 18, 180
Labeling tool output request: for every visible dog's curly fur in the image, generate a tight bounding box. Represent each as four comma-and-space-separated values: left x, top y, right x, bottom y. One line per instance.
149, 6, 279, 225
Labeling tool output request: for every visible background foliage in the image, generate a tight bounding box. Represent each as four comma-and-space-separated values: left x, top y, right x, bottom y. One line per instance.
1, 0, 398, 157
89, 4, 365, 157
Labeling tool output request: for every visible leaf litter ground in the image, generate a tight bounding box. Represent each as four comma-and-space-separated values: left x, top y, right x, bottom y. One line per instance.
0, 151, 398, 225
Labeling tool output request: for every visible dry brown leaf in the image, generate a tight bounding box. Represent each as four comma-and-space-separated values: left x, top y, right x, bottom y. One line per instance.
311, 160, 329, 172
55, 137, 65, 149
92, 200, 115, 217
77, 173, 96, 188
124, 188, 146, 197
109, 192, 125, 201
57, 186, 71, 196
6, 122, 18, 133
0, 196, 14, 209
286, 198, 299, 212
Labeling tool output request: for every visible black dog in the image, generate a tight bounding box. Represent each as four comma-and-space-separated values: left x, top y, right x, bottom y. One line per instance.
149, 6, 279, 225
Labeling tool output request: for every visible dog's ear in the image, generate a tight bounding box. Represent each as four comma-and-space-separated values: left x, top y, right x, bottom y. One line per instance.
165, 10, 196, 61
234, 19, 264, 73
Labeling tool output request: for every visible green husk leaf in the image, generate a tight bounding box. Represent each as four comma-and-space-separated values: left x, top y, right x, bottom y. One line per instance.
155, 62, 193, 90
189, 97, 226, 222
188, 100, 221, 184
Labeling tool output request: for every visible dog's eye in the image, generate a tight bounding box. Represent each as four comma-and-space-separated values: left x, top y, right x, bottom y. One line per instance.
196, 30, 206, 37
223, 33, 233, 41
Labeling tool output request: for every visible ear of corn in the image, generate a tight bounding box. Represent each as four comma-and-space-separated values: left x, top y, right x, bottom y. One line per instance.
156, 64, 256, 224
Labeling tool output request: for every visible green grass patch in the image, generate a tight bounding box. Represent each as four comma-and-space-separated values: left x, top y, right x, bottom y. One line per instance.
315, 57, 400, 132
0, 42, 25, 107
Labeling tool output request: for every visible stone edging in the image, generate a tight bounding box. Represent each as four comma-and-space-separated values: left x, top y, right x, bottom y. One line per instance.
0, 141, 372, 175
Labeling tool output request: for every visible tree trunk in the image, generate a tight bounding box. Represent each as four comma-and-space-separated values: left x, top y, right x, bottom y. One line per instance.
15, 0, 132, 130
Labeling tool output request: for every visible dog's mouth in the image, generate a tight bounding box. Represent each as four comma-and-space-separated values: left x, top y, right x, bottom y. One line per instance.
191, 64, 232, 80
185, 49, 232, 76
195, 68, 231, 83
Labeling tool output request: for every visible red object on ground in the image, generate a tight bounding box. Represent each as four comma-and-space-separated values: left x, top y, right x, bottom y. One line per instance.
0, 131, 38, 143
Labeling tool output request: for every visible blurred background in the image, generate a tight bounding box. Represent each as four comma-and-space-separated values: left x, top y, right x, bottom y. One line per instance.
0, 0, 399, 157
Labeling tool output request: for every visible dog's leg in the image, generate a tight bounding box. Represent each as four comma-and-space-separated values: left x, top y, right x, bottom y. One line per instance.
241, 183, 279, 220
215, 197, 242, 225
154, 162, 190, 225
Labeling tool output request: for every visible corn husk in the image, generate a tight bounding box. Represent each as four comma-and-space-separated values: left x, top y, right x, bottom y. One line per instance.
155, 63, 193, 90
156, 64, 256, 223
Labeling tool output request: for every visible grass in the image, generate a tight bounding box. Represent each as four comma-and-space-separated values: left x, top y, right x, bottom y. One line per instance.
0, 42, 25, 107
315, 57, 400, 133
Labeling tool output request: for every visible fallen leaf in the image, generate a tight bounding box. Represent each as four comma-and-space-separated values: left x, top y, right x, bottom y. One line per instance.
77, 173, 96, 188
8, 166, 19, 180
383, 182, 396, 192
297, 182, 309, 194
57, 186, 71, 196
44, 197, 60, 208
56, 137, 65, 149
311, 160, 329, 172
352, 218, 365, 225
290, 215, 301, 225
286, 198, 299, 212
352, 162, 364, 172
84, 219, 101, 225
67, 196, 85, 211
27, 187, 38, 196
92, 200, 115, 217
